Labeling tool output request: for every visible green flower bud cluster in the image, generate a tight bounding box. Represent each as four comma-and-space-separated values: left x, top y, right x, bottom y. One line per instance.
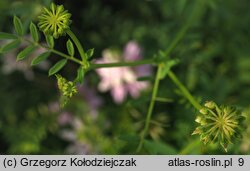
56, 74, 77, 106
38, 3, 71, 38
192, 101, 245, 152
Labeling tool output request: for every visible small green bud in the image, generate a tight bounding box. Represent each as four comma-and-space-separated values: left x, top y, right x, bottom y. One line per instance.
192, 127, 202, 135
199, 108, 208, 115
56, 74, 77, 106
204, 101, 216, 109
195, 116, 202, 123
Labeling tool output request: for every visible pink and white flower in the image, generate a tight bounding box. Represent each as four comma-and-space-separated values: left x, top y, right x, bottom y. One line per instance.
95, 41, 151, 104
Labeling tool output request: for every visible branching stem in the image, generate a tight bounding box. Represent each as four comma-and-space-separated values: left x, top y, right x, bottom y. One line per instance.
136, 65, 162, 152
136, 0, 204, 153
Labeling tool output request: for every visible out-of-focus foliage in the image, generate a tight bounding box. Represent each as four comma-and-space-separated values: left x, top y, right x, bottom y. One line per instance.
0, 0, 250, 154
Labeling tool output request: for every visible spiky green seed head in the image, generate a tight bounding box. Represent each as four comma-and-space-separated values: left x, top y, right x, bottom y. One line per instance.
192, 101, 245, 152
38, 3, 72, 38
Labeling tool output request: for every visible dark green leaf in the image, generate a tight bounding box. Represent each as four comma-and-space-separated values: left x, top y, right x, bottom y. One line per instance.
17, 45, 36, 61
45, 35, 54, 48
31, 51, 50, 66
66, 39, 74, 56
0, 32, 17, 40
30, 22, 39, 42
48, 59, 67, 76
159, 59, 179, 79
144, 140, 177, 154
86, 48, 94, 59
0, 39, 21, 53
13, 16, 24, 36
76, 66, 85, 84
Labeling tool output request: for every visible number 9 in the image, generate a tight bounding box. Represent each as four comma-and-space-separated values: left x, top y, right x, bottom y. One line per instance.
238, 158, 244, 166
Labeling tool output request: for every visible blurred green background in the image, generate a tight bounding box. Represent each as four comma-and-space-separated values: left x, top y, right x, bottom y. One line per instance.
0, 0, 250, 154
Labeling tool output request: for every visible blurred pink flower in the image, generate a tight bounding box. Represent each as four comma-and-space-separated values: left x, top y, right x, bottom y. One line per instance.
124, 41, 142, 61
57, 112, 73, 126
95, 41, 151, 104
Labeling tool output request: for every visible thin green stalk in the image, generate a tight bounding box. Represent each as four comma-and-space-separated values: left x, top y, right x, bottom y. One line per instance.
90, 59, 154, 69
50, 49, 83, 65
66, 30, 87, 62
137, 65, 162, 153
165, 23, 189, 57
136, 0, 205, 153
164, 0, 204, 58
168, 71, 202, 110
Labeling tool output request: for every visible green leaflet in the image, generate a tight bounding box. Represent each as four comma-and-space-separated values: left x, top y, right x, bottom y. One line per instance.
0, 32, 17, 40
31, 51, 51, 66
66, 39, 74, 56
17, 45, 36, 61
75, 66, 85, 84
13, 16, 24, 36
48, 59, 67, 76
0, 39, 21, 53
45, 35, 54, 49
30, 22, 39, 42
86, 48, 94, 59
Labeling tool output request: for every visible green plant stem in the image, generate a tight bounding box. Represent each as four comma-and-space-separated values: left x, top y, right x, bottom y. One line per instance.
137, 65, 162, 153
168, 71, 202, 110
66, 30, 87, 62
164, 0, 204, 58
136, 0, 205, 153
50, 49, 83, 65
90, 59, 154, 69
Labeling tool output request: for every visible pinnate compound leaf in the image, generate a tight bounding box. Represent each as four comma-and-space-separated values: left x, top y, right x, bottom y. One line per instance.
48, 59, 67, 76
13, 16, 24, 36
30, 22, 39, 42
0, 32, 18, 40
66, 39, 74, 56
0, 39, 21, 53
17, 45, 36, 61
31, 51, 50, 66
45, 35, 54, 48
